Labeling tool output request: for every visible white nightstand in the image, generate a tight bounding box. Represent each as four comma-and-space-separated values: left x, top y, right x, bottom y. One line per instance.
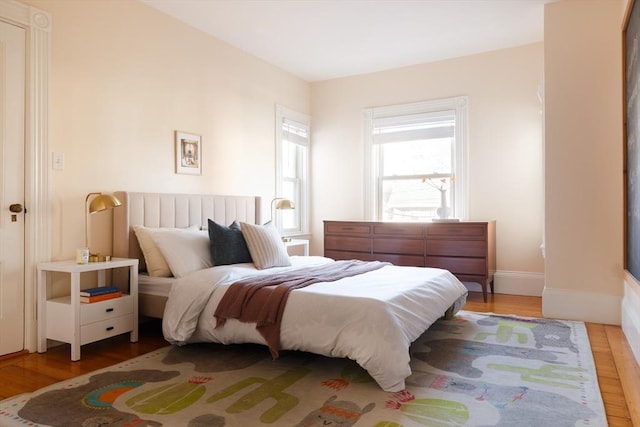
284, 238, 309, 256
37, 257, 139, 361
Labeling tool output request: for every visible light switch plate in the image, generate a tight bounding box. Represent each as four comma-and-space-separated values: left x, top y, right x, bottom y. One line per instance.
52, 152, 64, 171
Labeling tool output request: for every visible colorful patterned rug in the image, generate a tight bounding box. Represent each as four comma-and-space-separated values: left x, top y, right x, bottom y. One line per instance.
0, 311, 606, 426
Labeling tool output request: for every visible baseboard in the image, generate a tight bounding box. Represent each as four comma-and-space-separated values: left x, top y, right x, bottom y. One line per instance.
542, 287, 622, 325
493, 270, 545, 296
623, 272, 640, 367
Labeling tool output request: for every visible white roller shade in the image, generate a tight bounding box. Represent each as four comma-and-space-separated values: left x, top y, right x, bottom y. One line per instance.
372, 110, 455, 144
282, 118, 309, 147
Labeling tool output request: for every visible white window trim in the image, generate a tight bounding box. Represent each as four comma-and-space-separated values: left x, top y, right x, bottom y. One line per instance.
364, 96, 469, 220
275, 104, 310, 235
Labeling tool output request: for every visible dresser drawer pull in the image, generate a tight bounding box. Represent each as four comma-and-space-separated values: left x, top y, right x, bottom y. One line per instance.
106, 326, 114, 331
106, 308, 114, 313
342, 227, 355, 230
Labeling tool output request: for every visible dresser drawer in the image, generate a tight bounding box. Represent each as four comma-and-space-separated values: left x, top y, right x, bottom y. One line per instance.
325, 236, 371, 253
325, 250, 377, 262
373, 223, 424, 237
426, 256, 486, 275
80, 314, 134, 345
426, 240, 486, 257
325, 222, 371, 235
80, 295, 133, 325
374, 253, 425, 267
427, 224, 486, 238
374, 238, 424, 255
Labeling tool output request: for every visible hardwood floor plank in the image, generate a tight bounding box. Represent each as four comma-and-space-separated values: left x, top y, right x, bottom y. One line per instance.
608, 416, 634, 427
586, 323, 611, 352
607, 325, 640, 426
598, 375, 625, 395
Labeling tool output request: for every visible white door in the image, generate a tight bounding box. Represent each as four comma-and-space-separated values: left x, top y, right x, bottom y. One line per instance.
0, 20, 26, 356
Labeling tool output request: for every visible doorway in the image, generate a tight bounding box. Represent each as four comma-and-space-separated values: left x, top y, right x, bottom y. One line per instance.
0, 1, 51, 355
0, 19, 26, 356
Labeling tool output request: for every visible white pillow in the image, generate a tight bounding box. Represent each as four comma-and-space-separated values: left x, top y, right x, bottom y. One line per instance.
152, 229, 213, 278
133, 225, 198, 277
240, 221, 291, 269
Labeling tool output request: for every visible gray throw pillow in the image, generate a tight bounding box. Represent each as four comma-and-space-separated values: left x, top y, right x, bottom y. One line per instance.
207, 219, 253, 266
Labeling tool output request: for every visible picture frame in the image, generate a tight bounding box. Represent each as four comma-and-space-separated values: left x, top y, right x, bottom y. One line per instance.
175, 131, 201, 175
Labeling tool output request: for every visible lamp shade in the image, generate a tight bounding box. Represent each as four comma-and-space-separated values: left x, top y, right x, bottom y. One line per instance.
84, 192, 122, 251
88, 194, 122, 214
270, 197, 296, 227
273, 198, 295, 210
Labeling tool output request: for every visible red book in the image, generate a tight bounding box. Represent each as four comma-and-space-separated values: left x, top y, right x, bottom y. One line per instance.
80, 291, 122, 303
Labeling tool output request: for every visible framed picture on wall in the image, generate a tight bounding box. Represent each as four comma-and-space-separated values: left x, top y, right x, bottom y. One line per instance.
175, 131, 201, 175
625, 0, 640, 280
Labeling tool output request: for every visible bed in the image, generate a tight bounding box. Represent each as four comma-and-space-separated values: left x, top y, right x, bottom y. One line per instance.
112, 191, 468, 392
112, 191, 262, 317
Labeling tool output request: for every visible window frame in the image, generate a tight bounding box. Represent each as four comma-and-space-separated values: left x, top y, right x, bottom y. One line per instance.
364, 96, 469, 221
275, 104, 310, 236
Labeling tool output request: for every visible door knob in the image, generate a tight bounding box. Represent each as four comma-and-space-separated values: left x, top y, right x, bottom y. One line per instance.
9, 204, 23, 213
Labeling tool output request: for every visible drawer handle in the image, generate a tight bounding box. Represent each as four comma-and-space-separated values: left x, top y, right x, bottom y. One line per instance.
106, 308, 114, 313
106, 326, 114, 331
342, 227, 355, 230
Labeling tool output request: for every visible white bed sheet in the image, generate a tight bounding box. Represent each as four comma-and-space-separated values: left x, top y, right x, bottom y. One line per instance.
138, 274, 176, 298
162, 256, 468, 392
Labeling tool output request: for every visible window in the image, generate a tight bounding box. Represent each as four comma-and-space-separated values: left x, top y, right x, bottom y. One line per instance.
364, 96, 468, 221
275, 105, 310, 235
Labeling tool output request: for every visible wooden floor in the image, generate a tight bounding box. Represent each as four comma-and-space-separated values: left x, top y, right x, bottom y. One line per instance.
1, 292, 639, 426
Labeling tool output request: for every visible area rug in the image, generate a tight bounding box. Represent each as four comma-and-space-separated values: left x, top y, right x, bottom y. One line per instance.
0, 311, 606, 426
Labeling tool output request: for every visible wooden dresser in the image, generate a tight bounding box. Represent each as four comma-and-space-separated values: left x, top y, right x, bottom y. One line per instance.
324, 220, 496, 302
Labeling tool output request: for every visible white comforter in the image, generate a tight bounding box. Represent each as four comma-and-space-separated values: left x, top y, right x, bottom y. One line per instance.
162, 256, 468, 392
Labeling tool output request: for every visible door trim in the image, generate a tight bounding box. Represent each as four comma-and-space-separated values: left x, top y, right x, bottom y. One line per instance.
0, 0, 51, 353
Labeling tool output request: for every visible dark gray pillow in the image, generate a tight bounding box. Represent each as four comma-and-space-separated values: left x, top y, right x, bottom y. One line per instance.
207, 219, 253, 266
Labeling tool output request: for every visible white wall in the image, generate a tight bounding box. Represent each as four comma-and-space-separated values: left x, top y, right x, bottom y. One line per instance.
25, 0, 310, 260
310, 44, 545, 295
543, 0, 624, 325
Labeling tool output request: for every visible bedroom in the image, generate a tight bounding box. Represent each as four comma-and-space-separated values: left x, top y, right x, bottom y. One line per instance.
0, 0, 638, 422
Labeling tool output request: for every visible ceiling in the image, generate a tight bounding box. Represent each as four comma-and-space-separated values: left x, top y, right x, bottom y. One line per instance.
142, 0, 553, 82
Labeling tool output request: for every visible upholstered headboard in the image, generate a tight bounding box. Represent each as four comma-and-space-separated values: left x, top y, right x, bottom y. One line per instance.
112, 191, 261, 272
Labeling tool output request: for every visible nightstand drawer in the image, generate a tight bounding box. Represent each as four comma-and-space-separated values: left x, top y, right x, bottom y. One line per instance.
80, 314, 134, 345
81, 295, 133, 325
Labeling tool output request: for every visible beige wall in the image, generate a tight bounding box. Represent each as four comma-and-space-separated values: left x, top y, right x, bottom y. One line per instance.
25, 0, 310, 259
310, 44, 545, 286
543, 0, 624, 324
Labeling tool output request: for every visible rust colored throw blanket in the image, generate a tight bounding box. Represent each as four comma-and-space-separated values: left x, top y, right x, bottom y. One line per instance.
214, 260, 389, 358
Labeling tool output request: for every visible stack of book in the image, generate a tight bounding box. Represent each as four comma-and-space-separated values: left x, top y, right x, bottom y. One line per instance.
80, 286, 122, 303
